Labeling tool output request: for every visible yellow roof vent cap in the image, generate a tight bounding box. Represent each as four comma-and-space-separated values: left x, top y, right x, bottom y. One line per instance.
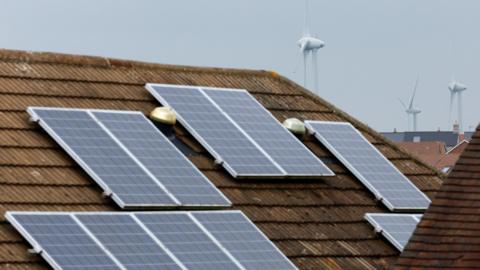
283, 118, 306, 135
149, 107, 176, 125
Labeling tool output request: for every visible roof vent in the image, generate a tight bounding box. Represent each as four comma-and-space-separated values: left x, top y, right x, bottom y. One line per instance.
149, 107, 176, 125
283, 118, 306, 135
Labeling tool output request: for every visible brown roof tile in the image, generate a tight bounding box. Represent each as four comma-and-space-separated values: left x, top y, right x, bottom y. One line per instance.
394, 126, 480, 269
0, 49, 443, 269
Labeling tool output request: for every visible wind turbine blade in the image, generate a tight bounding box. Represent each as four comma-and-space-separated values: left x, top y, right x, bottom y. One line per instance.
303, 0, 310, 36
449, 91, 455, 124
303, 50, 308, 87
312, 49, 319, 94
408, 75, 419, 109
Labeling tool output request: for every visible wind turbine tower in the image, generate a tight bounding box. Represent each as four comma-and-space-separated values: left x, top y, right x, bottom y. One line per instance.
399, 76, 421, 131
297, 0, 324, 94
448, 79, 467, 133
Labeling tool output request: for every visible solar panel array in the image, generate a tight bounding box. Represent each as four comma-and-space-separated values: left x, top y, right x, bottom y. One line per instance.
28, 107, 230, 209
7, 211, 298, 270
304, 121, 431, 211
146, 84, 333, 178
365, 213, 422, 251
145, 85, 283, 178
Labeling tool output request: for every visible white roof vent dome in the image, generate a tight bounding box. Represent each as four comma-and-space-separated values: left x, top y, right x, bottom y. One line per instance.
283, 118, 306, 135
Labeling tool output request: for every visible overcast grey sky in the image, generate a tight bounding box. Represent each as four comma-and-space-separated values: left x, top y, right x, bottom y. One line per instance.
1, 0, 478, 132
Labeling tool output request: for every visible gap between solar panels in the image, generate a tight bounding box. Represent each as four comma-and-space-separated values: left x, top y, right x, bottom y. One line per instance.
304, 121, 431, 212
27, 107, 231, 209
145, 83, 334, 179
6, 210, 299, 270
364, 213, 422, 251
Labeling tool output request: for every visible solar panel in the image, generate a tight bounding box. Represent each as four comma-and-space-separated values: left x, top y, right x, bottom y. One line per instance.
28, 108, 175, 208
136, 213, 242, 270
76, 214, 182, 270
145, 84, 284, 178
305, 121, 431, 211
28, 107, 230, 208
5, 213, 122, 270
91, 111, 230, 207
7, 211, 298, 270
365, 213, 421, 251
203, 88, 333, 177
193, 211, 298, 270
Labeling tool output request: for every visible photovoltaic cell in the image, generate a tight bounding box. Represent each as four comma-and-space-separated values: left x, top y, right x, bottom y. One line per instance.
365, 213, 421, 251
305, 121, 431, 211
193, 212, 297, 270
28, 108, 175, 208
146, 85, 284, 178
204, 88, 333, 176
28, 107, 230, 208
136, 213, 241, 270
7, 211, 299, 270
77, 214, 182, 270
91, 111, 230, 206
6, 213, 121, 270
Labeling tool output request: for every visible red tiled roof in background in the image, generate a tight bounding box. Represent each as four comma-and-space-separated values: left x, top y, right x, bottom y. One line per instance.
396, 141, 467, 173
0, 49, 443, 270
394, 125, 480, 269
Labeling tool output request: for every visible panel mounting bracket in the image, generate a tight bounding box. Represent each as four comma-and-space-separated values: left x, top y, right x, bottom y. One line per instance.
214, 159, 224, 166
28, 116, 39, 123
102, 190, 113, 198
27, 247, 42, 255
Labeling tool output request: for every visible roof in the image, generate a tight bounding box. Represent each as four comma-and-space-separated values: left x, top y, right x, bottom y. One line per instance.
395, 125, 480, 269
397, 141, 446, 156
382, 131, 474, 148
0, 49, 443, 270
395, 141, 467, 173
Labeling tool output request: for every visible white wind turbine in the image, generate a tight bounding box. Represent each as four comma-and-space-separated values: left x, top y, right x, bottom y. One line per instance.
447, 40, 468, 133
448, 77, 467, 133
297, 0, 324, 94
398, 76, 421, 131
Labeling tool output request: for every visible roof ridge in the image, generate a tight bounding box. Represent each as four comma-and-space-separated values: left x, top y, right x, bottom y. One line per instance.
0, 48, 274, 77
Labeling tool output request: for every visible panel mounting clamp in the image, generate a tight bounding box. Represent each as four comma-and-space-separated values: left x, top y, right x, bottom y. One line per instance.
27, 247, 42, 254
102, 190, 113, 198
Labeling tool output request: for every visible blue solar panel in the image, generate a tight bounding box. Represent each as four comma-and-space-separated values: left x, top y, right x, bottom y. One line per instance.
91, 111, 230, 207
6, 213, 121, 270
365, 213, 421, 251
28, 108, 175, 208
192, 211, 297, 270
305, 121, 431, 211
77, 214, 182, 270
8, 211, 298, 270
146, 84, 284, 178
28, 107, 230, 209
203, 88, 333, 177
136, 213, 242, 270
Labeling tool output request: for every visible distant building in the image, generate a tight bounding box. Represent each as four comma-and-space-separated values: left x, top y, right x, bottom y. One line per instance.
382, 124, 472, 173
382, 130, 473, 150
396, 140, 469, 173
